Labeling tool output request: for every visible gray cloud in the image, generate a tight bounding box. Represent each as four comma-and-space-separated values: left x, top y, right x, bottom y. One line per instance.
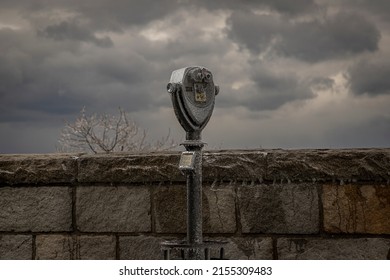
194, 0, 318, 15
0, 31, 80, 118
347, 58, 390, 96
38, 20, 113, 47
0, 30, 148, 124
248, 66, 314, 110
334, 0, 390, 23
217, 63, 316, 111
227, 10, 381, 62
280, 12, 380, 62
1, 0, 179, 30
260, 0, 318, 15
227, 11, 282, 54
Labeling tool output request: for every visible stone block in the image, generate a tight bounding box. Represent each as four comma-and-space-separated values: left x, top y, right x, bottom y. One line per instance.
0, 235, 32, 260
323, 184, 390, 234
77, 153, 182, 183
204, 185, 236, 233
35, 235, 116, 260
35, 235, 75, 260
154, 184, 236, 233
76, 186, 151, 232
238, 184, 319, 234
119, 235, 163, 260
0, 154, 79, 185
278, 238, 390, 260
0, 187, 72, 232
267, 149, 390, 183
154, 185, 186, 233
209, 237, 273, 260
78, 235, 116, 260
203, 151, 267, 182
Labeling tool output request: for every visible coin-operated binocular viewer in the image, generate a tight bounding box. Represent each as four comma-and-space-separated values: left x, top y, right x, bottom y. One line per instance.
161, 66, 226, 260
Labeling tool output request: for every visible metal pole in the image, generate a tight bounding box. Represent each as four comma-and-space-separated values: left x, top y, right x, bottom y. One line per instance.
184, 131, 204, 260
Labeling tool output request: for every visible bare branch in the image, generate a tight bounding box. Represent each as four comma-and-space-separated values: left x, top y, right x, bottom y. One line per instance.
57, 107, 178, 154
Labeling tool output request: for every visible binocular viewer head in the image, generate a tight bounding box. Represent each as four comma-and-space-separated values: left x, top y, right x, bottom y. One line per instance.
189, 67, 212, 82
167, 66, 219, 137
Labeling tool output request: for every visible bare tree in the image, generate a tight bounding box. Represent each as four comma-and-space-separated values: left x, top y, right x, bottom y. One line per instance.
57, 107, 177, 153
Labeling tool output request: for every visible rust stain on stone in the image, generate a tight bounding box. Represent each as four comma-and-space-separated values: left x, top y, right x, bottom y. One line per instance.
324, 184, 390, 234
344, 185, 367, 232
374, 186, 390, 207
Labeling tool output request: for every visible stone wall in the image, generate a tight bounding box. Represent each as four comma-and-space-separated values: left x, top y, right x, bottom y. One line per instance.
0, 149, 389, 260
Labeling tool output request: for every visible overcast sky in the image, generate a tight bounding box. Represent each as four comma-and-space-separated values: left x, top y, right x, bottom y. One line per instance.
1, 0, 389, 153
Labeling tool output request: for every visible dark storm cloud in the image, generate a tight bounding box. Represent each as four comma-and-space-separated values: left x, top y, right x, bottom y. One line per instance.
195, 0, 318, 15
260, 0, 318, 15
1, 30, 78, 107
64, 0, 179, 29
1, 0, 319, 21
39, 20, 113, 47
347, 58, 390, 96
0, 0, 234, 122
337, 0, 390, 22
218, 64, 315, 111
0, 0, 384, 117
249, 65, 314, 110
280, 12, 380, 62
0, 26, 153, 123
227, 10, 381, 62
1, 0, 179, 30
0, 28, 83, 121
227, 11, 282, 54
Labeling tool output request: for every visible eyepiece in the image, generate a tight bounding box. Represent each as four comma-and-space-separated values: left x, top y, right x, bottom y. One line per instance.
189, 68, 204, 82
167, 83, 177, 94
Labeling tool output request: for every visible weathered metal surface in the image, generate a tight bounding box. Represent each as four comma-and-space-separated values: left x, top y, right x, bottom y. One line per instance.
183, 141, 204, 259
164, 66, 222, 259
167, 66, 218, 136
161, 240, 227, 260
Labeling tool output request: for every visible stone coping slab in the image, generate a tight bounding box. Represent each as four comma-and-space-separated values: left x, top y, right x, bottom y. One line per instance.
1, 149, 389, 185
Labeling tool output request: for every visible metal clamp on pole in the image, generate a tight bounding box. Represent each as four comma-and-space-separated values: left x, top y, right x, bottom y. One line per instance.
162, 66, 226, 260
